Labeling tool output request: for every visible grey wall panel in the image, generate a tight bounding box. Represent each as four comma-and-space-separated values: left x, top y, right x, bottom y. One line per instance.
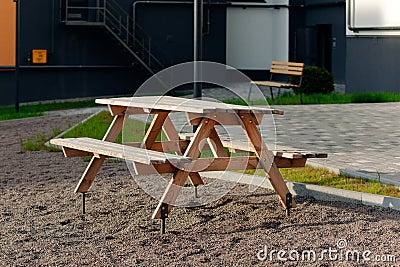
18, 67, 144, 103
303, 5, 346, 83
346, 37, 400, 93
290, 1, 346, 84
135, 4, 226, 65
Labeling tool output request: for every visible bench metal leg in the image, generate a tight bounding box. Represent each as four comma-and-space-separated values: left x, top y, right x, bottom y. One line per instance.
299, 88, 303, 104
194, 185, 198, 198
276, 88, 281, 105
82, 192, 86, 214
269, 87, 274, 101
160, 202, 169, 234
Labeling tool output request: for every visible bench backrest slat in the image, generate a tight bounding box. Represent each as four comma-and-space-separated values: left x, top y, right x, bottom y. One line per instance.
270, 61, 304, 76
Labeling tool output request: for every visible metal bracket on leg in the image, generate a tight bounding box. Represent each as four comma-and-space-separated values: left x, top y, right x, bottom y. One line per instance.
286, 193, 292, 217
82, 192, 86, 215
160, 202, 169, 234
276, 88, 281, 105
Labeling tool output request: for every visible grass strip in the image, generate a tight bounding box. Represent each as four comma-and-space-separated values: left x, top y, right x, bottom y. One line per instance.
0, 100, 96, 121
224, 92, 400, 106
62, 111, 163, 143
241, 166, 400, 198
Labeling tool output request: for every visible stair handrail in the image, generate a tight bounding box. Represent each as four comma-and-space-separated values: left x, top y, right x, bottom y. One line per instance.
62, 0, 171, 72
102, 0, 171, 71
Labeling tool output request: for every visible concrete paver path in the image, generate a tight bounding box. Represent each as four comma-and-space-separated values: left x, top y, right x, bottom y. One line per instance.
273, 102, 400, 186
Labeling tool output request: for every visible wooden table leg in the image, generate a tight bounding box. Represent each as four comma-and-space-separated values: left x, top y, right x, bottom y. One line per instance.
152, 118, 216, 220
162, 116, 204, 187
74, 114, 125, 193
132, 111, 171, 175
142, 111, 170, 149
207, 128, 229, 157
239, 113, 296, 210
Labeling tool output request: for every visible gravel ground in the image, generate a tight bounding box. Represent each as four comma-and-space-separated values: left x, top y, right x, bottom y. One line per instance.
0, 114, 399, 266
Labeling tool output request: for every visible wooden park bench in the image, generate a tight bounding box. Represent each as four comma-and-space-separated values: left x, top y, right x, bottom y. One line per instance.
250, 61, 305, 104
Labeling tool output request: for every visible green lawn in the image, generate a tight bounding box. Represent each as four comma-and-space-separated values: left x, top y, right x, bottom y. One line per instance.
242, 167, 400, 198
0, 100, 96, 121
2, 92, 400, 121
225, 92, 400, 106
21, 111, 162, 151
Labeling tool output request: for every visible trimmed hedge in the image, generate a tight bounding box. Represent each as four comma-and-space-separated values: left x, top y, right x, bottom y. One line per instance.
293, 66, 334, 95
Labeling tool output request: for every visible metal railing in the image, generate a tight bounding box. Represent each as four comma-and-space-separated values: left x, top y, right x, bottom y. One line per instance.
61, 0, 170, 73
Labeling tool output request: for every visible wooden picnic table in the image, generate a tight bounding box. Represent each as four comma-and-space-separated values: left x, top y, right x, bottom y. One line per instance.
51, 96, 326, 233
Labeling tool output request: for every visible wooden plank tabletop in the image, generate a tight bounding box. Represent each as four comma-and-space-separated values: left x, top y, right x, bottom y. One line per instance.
95, 96, 284, 115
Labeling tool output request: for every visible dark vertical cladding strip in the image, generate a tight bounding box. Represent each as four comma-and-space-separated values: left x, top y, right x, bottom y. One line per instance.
193, 0, 203, 99
14, 0, 20, 112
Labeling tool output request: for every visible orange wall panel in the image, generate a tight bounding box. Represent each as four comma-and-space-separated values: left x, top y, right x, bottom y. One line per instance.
0, 0, 16, 66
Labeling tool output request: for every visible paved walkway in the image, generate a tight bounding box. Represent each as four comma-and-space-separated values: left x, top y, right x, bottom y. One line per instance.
45, 93, 400, 187
272, 103, 400, 187
195, 88, 400, 186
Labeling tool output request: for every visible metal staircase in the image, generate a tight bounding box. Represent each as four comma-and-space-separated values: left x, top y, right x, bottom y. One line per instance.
61, 0, 169, 74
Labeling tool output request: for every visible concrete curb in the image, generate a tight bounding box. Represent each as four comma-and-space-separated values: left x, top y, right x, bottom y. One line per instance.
308, 161, 400, 188
202, 171, 400, 211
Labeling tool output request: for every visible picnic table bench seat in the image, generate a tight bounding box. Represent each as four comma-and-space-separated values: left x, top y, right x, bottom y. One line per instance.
50, 137, 192, 165
179, 133, 327, 163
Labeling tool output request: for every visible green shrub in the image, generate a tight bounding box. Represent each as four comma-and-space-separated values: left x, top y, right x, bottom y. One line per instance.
293, 66, 334, 95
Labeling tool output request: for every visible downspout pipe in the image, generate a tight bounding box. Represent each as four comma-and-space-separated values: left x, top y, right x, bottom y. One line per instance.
193, 0, 203, 99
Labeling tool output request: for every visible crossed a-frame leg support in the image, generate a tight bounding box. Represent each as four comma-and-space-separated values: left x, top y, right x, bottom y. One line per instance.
162, 115, 204, 193
152, 117, 216, 233
239, 112, 296, 215
132, 112, 205, 187
74, 114, 125, 214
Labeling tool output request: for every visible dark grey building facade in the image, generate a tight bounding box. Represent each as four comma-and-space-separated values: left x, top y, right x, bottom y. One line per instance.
1, 0, 400, 106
